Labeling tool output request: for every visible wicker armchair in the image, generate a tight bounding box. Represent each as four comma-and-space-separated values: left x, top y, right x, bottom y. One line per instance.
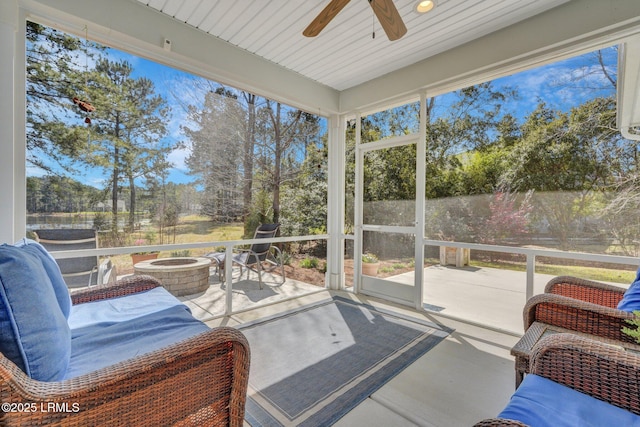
0, 275, 250, 427
544, 275, 626, 307
476, 333, 640, 426
523, 276, 635, 343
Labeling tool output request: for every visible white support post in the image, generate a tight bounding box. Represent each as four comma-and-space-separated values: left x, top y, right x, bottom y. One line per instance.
0, 1, 18, 243
414, 92, 427, 310
353, 113, 363, 293
224, 243, 234, 315
526, 254, 536, 300
326, 114, 346, 290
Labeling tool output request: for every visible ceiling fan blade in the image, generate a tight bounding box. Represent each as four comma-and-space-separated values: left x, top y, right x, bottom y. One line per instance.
303, 0, 352, 37
369, 0, 407, 41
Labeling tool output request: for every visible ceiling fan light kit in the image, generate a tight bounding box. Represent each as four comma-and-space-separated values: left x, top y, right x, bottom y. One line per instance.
304, 0, 409, 41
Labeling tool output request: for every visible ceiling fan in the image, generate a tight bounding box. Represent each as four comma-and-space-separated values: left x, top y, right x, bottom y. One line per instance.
303, 0, 408, 41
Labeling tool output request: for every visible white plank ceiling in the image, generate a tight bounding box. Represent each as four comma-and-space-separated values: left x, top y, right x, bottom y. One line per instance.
134, 0, 569, 91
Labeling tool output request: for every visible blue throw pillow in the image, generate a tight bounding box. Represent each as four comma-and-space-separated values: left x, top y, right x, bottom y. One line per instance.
0, 245, 71, 381
14, 238, 71, 319
617, 267, 640, 312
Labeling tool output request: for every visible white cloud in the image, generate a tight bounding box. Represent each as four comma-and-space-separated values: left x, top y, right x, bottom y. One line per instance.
168, 145, 189, 171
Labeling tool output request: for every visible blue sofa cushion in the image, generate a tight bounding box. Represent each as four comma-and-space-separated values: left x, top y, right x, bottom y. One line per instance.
68, 286, 187, 337
0, 244, 71, 381
617, 267, 640, 312
64, 304, 209, 379
14, 238, 71, 318
498, 374, 640, 426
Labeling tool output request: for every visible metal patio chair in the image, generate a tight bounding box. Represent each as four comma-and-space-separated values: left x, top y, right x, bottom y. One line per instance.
205, 223, 285, 289
34, 228, 116, 288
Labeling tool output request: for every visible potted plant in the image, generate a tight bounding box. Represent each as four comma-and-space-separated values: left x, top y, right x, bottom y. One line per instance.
131, 238, 159, 265
361, 252, 380, 276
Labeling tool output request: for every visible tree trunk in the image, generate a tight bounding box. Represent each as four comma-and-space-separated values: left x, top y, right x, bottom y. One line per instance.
243, 92, 255, 234
273, 102, 282, 225
128, 172, 136, 232
111, 144, 119, 235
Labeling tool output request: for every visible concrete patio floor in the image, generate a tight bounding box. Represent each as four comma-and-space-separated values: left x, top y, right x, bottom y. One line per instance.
178, 269, 326, 320
194, 289, 519, 426
179, 264, 562, 334
174, 264, 547, 426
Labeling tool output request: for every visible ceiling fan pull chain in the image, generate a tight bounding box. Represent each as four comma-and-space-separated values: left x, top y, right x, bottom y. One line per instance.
372, 9, 375, 39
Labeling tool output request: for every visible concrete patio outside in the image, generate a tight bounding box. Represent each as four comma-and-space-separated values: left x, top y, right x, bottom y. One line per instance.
176, 263, 597, 334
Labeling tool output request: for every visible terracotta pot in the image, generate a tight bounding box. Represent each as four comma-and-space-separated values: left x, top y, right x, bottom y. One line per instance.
362, 262, 379, 276
131, 252, 159, 265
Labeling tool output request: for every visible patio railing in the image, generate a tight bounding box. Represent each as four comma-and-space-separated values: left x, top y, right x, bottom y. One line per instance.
423, 239, 639, 300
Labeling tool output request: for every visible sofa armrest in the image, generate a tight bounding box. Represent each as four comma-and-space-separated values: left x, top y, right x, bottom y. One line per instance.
544, 276, 625, 308
523, 293, 635, 343
531, 333, 640, 415
71, 274, 162, 305
0, 326, 250, 427
473, 420, 529, 426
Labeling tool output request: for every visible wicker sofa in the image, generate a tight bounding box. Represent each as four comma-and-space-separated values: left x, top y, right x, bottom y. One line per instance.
0, 239, 250, 426
476, 333, 640, 426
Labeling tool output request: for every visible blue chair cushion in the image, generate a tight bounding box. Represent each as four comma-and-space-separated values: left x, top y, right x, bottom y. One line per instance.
68, 287, 187, 337
65, 304, 209, 379
14, 238, 71, 318
617, 267, 640, 312
0, 244, 71, 381
498, 374, 640, 426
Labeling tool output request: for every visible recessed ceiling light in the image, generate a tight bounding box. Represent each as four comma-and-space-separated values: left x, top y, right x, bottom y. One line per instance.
415, 0, 436, 14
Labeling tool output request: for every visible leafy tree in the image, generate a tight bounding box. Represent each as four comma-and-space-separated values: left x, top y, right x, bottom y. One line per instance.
478, 190, 532, 245
500, 98, 621, 249
422, 83, 518, 199
79, 58, 170, 234
25, 21, 101, 173
256, 100, 301, 225
280, 141, 328, 238
183, 89, 245, 222
26, 176, 101, 213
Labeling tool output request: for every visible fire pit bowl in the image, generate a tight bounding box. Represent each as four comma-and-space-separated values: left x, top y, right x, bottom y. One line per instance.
134, 257, 211, 296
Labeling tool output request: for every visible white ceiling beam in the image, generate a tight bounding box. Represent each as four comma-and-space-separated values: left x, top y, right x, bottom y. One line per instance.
339, 0, 640, 113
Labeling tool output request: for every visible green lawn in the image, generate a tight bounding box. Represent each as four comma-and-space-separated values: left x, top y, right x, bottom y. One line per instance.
114, 216, 244, 273
470, 259, 636, 284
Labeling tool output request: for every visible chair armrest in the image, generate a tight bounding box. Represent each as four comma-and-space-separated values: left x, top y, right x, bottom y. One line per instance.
235, 248, 265, 266
97, 258, 117, 286
545, 276, 625, 308
523, 293, 635, 343
71, 274, 162, 305
0, 327, 250, 426
531, 333, 640, 415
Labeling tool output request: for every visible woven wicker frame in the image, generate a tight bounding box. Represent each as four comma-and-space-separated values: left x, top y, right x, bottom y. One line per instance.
0, 275, 250, 426
524, 276, 636, 343
476, 333, 640, 426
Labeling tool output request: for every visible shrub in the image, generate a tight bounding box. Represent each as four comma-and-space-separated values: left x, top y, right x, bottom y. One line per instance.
171, 250, 191, 257
362, 253, 378, 263
622, 311, 640, 343
277, 251, 292, 266
300, 256, 319, 269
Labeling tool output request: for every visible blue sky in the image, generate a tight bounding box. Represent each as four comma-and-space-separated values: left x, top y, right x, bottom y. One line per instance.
27, 39, 618, 190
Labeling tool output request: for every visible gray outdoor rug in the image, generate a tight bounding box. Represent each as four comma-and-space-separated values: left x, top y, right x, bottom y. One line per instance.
239, 296, 452, 426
